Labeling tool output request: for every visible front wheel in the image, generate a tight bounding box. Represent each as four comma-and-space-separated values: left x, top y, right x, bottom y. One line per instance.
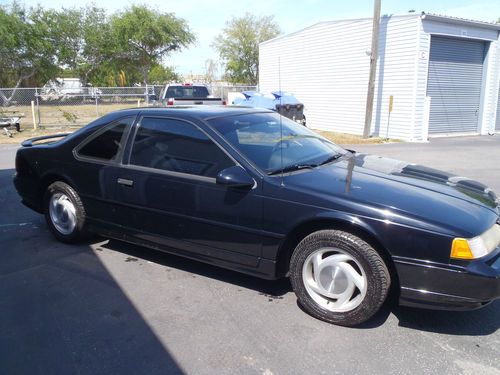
44, 181, 88, 243
289, 230, 390, 326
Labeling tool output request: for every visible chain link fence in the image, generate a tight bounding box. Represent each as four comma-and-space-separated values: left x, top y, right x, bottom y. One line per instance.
0, 85, 257, 131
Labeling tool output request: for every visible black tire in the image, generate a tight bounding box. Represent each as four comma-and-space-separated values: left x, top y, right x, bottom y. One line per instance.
43, 181, 88, 243
289, 230, 390, 326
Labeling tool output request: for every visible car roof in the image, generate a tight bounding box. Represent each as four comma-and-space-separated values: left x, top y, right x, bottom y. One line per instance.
110, 105, 274, 122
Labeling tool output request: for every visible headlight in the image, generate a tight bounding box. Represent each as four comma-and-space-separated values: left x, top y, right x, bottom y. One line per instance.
451, 224, 500, 260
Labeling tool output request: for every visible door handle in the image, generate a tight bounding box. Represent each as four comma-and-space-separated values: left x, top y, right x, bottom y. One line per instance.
117, 178, 134, 187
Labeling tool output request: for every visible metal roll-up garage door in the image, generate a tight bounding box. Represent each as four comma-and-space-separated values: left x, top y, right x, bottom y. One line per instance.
426, 36, 486, 134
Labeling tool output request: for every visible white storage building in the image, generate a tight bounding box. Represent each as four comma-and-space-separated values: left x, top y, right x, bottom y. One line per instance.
259, 13, 500, 141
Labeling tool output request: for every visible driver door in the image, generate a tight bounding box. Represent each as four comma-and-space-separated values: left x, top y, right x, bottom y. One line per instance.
114, 116, 264, 266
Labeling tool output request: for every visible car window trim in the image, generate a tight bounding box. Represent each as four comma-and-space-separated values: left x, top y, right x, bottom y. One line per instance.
73, 115, 136, 165
124, 115, 239, 181
122, 163, 217, 184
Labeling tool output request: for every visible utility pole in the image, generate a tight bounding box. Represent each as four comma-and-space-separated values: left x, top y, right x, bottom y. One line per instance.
363, 0, 382, 138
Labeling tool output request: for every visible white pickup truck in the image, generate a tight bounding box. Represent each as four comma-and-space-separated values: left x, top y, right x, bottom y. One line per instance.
158, 83, 225, 106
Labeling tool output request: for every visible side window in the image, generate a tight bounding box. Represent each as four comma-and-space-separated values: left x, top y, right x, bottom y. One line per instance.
130, 117, 234, 178
78, 117, 133, 161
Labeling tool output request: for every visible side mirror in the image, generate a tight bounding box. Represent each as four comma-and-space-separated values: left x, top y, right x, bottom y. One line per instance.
216, 166, 254, 189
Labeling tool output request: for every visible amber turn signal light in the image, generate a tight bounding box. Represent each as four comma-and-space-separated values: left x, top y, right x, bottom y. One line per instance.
450, 238, 474, 260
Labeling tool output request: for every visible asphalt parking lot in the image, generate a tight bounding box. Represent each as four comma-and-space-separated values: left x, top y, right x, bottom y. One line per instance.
0, 135, 499, 375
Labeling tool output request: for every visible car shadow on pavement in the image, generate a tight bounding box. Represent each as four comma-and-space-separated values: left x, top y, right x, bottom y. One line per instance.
0, 167, 185, 375
100, 239, 292, 298
391, 301, 500, 336
356, 291, 499, 335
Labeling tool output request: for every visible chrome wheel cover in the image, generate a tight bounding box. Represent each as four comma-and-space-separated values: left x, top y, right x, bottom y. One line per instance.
49, 192, 77, 235
302, 248, 367, 312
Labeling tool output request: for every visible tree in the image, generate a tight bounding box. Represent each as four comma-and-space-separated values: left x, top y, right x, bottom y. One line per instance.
0, 3, 187, 89
213, 13, 281, 85
111, 5, 195, 85
36, 7, 85, 71
148, 64, 180, 84
77, 6, 114, 85
0, 3, 59, 103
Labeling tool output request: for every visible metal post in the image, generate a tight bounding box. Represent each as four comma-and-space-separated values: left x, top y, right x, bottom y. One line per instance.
31, 101, 37, 130
386, 95, 393, 139
363, 0, 382, 138
35, 88, 41, 128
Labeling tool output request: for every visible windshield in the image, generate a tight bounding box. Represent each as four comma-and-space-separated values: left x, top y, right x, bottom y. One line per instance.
208, 112, 346, 174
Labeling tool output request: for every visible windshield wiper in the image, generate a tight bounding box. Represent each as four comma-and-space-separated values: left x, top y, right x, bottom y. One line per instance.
267, 163, 317, 176
317, 153, 344, 166
267, 153, 345, 176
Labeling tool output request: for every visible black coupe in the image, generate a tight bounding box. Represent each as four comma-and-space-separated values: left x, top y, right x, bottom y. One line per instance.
13, 106, 500, 326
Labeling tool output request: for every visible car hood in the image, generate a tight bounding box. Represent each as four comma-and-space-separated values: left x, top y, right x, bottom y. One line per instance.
282, 153, 499, 237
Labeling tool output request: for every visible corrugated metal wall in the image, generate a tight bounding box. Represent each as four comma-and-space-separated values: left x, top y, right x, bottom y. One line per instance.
413, 23, 432, 140
473, 31, 499, 135
371, 16, 421, 140
259, 15, 421, 140
259, 19, 372, 136
496, 85, 500, 131
426, 36, 485, 134
260, 15, 500, 141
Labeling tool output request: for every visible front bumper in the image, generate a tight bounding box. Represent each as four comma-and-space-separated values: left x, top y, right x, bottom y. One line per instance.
394, 248, 500, 310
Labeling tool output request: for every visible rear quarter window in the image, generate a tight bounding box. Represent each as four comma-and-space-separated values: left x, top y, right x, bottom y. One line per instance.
76, 117, 133, 162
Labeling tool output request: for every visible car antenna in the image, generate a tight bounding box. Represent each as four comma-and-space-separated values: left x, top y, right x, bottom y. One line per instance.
279, 57, 284, 187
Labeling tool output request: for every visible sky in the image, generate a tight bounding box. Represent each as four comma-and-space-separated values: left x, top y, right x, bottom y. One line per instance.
5, 0, 500, 76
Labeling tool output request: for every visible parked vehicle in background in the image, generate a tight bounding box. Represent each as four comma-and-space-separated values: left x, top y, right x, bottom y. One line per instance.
40, 78, 102, 101
158, 83, 225, 106
13, 106, 500, 327
233, 91, 306, 126
0, 110, 21, 137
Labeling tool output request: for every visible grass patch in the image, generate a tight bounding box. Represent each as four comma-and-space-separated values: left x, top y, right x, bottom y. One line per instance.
3, 103, 139, 127
0, 103, 139, 144
316, 130, 399, 145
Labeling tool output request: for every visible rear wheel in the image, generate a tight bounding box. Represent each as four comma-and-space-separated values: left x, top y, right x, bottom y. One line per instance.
44, 181, 88, 243
289, 230, 390, 326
